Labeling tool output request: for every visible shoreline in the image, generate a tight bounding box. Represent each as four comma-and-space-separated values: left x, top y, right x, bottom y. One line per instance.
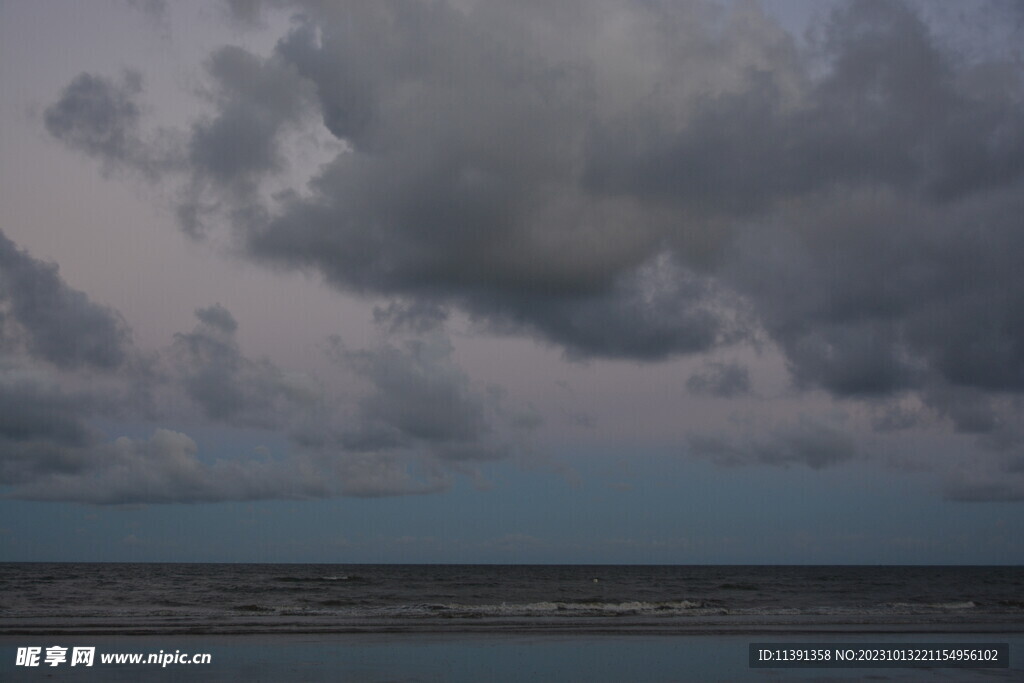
4, 624, 1024, 637
4, 615, 1024, 637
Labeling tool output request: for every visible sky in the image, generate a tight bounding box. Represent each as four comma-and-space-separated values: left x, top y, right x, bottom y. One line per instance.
1, 0, 1023, 564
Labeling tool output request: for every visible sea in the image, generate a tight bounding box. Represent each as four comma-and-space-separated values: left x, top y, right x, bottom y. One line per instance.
2, 564, 1022, 681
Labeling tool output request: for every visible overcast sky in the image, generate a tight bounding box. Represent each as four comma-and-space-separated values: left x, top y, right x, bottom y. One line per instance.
1, 0, 1023, 563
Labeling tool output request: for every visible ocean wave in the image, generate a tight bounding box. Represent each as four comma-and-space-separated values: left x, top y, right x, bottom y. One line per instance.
885, 601, 976, 611
234, 604, 276, 612
413, 600, 710, 617
273, 575, 364, 583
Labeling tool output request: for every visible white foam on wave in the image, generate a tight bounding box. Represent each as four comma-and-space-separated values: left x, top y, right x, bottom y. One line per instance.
416, 600, 708, 617
886, 600, 976, 610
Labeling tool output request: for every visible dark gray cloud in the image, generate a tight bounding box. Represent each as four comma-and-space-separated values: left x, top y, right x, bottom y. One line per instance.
40, 1, 1024, 501
10, 428, 331, 505
189, 46, 310, 180
234, 1, 744, 360
372, 299, 449, 335
945, 480, 1024, 503
0, 230, 130, 371
44, 1, 1024, 373
942, 448, 1024, 502
0, 228, 520, 502
44, 71, 143, 168
43, 71, 180, 180
0, 232, 143, 493
688, 418, 858, 469
919, 384, 1003, 435
1, 311, 500, 503
0, 288, 323, 503
179, 45, 316, 237
686, 361, 751, 398
223, 0, 271, 26
170, 303, 519, 468
0, 366, 451, 504
0, 377, 100, 487
729, 179, 1024, 428
171, 304, 320, 427
713, 1, 1024, 411
237, 0, 1023, 379
159, 302, 527, 499
0, 381, 94, 448
193, 303, 238, 333
869, 399, 925, 432
330, 326, 511, 462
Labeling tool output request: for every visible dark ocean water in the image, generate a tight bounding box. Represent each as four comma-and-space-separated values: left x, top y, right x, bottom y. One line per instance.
1, 563, 1022, 635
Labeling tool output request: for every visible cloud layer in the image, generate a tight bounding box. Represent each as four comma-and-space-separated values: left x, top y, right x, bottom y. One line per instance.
0, 229, 527, 503
35, 0, 1024, 501
0, 231, 130, 370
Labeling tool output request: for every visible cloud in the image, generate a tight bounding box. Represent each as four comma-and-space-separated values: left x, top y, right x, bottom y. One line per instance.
0, 228, 527, 502
945, 481, 1024, 503
942, 450, 1024, 503
372, 299, 449, 335
189, 46, 311, 181
0, 378, 455, 504
0, 330, 483, 503
223, 0, 271, 26
216, 0, 1024, 381
686, 361, 751, 398
178, 45, 316, 236
194, 303, 238, 333
38, 1, 1024, 498
44, 1, 1024, 376
43, 71, 180, 180
11, 428, 330, 504
237, 1, 759, 360
124, 0, 170, 33
160, 301, 529, 498
0, 230, 130, 371
44, 71, 144, 165
0, 376, 100, 487
170, 304, 319, 428
165, 302, 521, 494
329, 453, 450, 498
329, 323, 511, 462
0, 379, 94, 449
688, 418, 857, 469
